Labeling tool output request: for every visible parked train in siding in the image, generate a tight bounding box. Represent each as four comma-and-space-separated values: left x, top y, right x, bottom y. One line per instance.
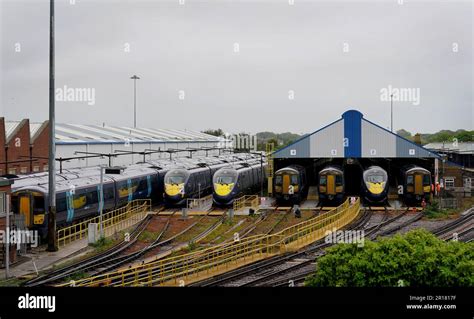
318, 166, 345, 205
10, 166, 163, 239
361, 166, 389, 204
9, 154, 253, 238
163, 154, 261, 206
273, 165, 308, 204
399, 165, 432, 204
213, 160, 266, 206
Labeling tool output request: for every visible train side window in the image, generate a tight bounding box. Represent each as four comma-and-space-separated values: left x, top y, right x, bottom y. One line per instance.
406, 175, 414, 185
86, 189, 98, 205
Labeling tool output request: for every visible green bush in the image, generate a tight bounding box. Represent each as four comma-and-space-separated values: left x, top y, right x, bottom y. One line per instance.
305, 229, 474, 287
424, 200, 449, 219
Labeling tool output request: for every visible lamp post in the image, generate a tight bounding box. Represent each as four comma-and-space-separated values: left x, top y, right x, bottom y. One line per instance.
130, 75, 140, 128
47, 0, 58, 252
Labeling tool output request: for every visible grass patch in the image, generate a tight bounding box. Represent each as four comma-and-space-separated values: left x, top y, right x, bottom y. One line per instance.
0, 277, 29, 287
424, 200, 450, 219
90, 237, 114, 252
138, 230, 160, 243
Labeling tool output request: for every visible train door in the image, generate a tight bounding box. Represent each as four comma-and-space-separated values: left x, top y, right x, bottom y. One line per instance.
414, 174, 423, 195
327, 175, 335, 195
283, 174, 290, 194
19, 194, 32, 227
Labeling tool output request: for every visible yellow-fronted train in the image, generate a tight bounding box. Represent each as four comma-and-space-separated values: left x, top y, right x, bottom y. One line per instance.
213, 160, 266, 206
361, 165, 389, 204
318, 165, 345, 205
274, 165, 308, 204
400, 165, 432, 205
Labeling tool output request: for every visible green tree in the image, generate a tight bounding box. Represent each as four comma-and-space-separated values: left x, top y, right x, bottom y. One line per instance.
202, 128, 224, 137
305, 229, 474, 287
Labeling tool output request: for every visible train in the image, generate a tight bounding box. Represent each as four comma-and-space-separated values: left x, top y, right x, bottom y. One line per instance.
273, 165, 308, 204
318, 165, 345, 205
9, 153, 258, 238
361, 166, 389, 204
400, 165, 432, 204
213, 160, 267, 206
163, 154, 262, 206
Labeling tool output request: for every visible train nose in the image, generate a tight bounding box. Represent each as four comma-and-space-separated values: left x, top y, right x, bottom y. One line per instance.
367, 182, 384, 194
214, 183, 234, 197
165, 183, 184, 197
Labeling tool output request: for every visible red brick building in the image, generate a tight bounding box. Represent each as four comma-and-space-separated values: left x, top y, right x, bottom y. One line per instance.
1, 118, 50, 175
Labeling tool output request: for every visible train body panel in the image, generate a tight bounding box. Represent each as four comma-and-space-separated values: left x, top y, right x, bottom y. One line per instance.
400, 165, 432, 204
318, 165, 345, 205
274, 165, 307, 204
213, 161, 266, 206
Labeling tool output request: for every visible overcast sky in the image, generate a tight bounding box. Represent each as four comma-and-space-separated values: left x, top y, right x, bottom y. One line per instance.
1, 0, 473, 135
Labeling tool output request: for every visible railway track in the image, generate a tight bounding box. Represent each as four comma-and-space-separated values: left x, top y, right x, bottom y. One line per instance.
24, 213, 155, 287
193, 207, 424, 287
25, 208, 225, 286
189, 207, 374, 287
431, 210, 473, 241
252, 208, 474, 287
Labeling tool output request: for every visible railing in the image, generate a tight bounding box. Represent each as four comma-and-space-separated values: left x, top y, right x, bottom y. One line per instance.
187, 195, 213, 212
60, 198, 360, 287
57, 199, 151, 247
233, 195, 259, 212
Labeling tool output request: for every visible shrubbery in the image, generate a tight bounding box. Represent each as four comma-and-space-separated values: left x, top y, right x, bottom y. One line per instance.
305, 229, 473, 287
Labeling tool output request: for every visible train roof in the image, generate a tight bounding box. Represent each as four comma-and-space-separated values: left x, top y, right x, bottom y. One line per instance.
319, 166, 343, 174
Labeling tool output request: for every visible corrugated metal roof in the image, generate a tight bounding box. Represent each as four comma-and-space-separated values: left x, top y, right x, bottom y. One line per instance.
5, 121, 226, 145
424, 142, 474, 154
5, 121, 21, 140
55, 124, 222, 144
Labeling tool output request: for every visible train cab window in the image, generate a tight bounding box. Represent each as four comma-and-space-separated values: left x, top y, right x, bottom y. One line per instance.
291, 175, 298, 184
275, 175, 283, 186
166, 175, 185, 184
215, 176, 234, 184
367, 175, 384, 183
319, 176, 327, 185
423, 175, 431, 185
33, 196, 45, 213
406, 175, 414, 185
335, 175, 343, 186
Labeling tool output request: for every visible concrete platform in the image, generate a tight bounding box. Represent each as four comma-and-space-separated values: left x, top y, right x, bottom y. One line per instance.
0, 238, 92, 279
300, 199, 319, 209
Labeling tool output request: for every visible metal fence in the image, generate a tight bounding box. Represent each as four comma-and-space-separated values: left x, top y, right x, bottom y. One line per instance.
186, 195, 213, 212
233, 195, 259, 212
57, 199, 151, 247
439, 198, 458, 209
60, 198, 360, 287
